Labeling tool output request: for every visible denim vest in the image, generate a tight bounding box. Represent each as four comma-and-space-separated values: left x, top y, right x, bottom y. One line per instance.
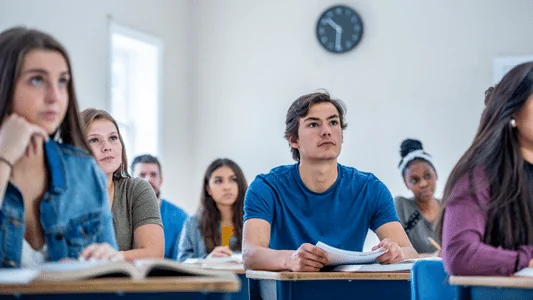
0, 140, 118, 268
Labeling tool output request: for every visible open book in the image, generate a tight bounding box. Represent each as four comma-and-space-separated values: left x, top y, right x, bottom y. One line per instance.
5, 259, 231, 282
316, 241, 387, 266
183, 253, 243, 265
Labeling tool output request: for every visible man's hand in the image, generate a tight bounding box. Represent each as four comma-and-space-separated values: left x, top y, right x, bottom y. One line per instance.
373, 238, 404, 264
283, 243, 328, 272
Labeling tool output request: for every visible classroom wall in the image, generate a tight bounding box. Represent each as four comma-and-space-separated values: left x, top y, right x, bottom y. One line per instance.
3, 0, 533, 249
189, 0, 533, 205
0, 0, 194, 212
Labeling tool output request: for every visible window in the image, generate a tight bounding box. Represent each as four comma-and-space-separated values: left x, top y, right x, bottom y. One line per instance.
109, 22, 163, 161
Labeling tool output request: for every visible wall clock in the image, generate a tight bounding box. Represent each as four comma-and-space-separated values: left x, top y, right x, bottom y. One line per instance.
316, 5, 364, 54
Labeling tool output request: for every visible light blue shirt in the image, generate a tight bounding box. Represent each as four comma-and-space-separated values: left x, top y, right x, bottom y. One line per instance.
0, 140, 117, 268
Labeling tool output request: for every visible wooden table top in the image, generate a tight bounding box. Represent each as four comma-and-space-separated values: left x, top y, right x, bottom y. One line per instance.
450, 275, 533, 289
246, 270, 410, 281
0, 275, 241, 295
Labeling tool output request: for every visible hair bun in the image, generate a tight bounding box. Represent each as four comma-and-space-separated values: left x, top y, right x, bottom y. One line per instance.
400, 139, 423, 158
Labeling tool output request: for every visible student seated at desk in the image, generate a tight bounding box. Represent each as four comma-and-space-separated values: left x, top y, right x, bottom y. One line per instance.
131, 154, 189, 260
178, 158, 247, 261
440, 62, 533, 276
0, 27, 121, 267
81, 109, 164, 261
394, 139, 440, 256
242, 91, 418, 272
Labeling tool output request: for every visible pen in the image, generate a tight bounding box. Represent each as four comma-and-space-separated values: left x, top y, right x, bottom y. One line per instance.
427, 237, 442, 251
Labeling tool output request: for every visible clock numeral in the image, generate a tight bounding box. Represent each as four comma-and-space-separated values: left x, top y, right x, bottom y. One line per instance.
345, 41, 353, 48
327, 11, 334, 18
352, 34, 359, 41
321, 36, 328, 44
318, 28, 325, 35
335, 8, 343, 15
351, 16, 358, 23
327, 42, 334, 50
320, 19, 328, 26
354, 24, 361, 32
345, 10, 352, 16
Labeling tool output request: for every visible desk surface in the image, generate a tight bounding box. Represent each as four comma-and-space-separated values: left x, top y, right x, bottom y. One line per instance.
450, 276, 533, 289
246, 270, 410, 281
0, 275, 241, 295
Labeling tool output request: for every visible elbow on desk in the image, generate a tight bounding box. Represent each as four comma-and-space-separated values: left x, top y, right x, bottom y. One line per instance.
242, 248, 255, 270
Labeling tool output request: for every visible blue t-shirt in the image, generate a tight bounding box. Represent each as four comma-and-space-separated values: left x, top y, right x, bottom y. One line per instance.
244, 163, 399, 251
160, 199, 188, 259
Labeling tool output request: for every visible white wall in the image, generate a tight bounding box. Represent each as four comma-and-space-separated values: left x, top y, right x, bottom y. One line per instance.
189, 0, 533, 206
0, 0, 194, 212
3, 0, 533, 247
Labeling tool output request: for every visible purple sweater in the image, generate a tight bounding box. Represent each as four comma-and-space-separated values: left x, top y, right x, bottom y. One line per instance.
442, 168, 533, 276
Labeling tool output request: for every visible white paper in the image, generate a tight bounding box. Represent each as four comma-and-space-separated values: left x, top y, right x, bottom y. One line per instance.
37, 260, 111, 272
0, 269, 40, 284
316, 241, 387, 266
515, 267, 533, 277
333, 262, 413, 272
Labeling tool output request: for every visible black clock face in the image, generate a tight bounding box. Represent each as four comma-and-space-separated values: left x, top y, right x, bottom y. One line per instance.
316, 5, 364, 54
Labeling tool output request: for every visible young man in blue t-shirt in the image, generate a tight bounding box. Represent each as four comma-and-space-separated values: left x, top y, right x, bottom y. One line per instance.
243, 92, 418, 272
131, 154, 189, 260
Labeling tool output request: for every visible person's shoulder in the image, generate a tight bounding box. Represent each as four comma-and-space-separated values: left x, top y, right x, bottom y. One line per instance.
161, 199, 188, 216
115, 177, 154, 198
339, 163, 385, 187
54, 141, 92, 158
393, 195, 415, 208
250, 163, 297, 186
186, 214, 200, 226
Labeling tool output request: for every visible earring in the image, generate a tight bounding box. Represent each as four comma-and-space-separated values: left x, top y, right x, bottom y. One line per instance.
511, 119, 517, 126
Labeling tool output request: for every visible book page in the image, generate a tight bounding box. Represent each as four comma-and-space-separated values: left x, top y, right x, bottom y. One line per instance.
333, 262, 413, 272
316, 241, 387, 266
35, 260, 135, 281
0, 269, 40, 284
133, 259, 229, 278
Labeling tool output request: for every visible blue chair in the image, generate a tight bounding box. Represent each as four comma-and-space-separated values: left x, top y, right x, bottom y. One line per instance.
411, 259, 458, 300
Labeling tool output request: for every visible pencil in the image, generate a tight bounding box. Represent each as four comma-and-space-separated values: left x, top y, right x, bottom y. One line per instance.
427, 237, 442, 251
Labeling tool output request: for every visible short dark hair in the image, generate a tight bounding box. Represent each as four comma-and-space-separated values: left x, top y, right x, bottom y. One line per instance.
284, 91, 348, 161
131, 154, 162, 176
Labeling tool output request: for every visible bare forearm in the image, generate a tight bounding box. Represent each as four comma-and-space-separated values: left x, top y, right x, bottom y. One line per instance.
401, 246, 419, 260
122, 246, 164, 260
243, 246, 293, 271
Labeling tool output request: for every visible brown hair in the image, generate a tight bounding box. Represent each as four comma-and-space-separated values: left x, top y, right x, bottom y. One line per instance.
0, 26, 89, 151
438, 62, 533, 250
284, 91, 348, 161
198, 158, 247, 253
80, 108, 130, 179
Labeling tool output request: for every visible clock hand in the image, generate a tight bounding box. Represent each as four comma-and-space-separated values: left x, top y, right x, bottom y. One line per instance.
335, 31, 342, 51
324, 18, 342, 33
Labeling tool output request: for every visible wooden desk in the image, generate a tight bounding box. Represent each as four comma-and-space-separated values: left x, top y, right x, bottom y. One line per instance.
246, 270, 410, 300
450, 276, 533, 300
187, 263, 247, 300
0, 275, 240, 300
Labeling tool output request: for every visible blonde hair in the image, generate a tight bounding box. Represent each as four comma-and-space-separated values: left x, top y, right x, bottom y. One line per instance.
80, 108, 130, 179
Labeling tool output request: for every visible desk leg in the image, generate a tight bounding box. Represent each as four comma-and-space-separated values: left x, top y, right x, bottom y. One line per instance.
457, 286, 471, 300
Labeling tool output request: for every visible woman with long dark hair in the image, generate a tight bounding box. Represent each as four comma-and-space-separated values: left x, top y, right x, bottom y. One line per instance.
178, 158, 247, 261
440, 62, 533, 276
0, 27, 120, 267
